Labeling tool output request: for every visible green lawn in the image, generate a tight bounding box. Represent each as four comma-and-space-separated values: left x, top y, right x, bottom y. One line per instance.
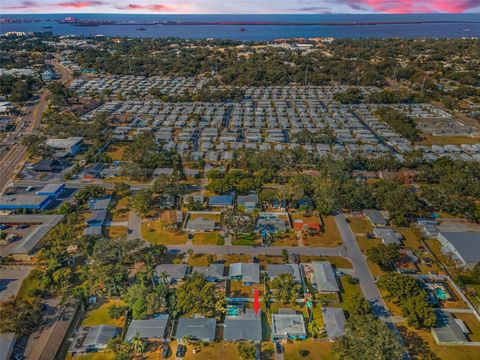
348, 217, 373, 234
82, 298, 126, 328
284, 339, 334, 360
192, 232, 222, 245
16, 268, 44, 301
141, 220, 187, 245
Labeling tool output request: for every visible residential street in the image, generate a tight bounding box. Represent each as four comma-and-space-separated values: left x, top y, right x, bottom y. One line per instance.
335, 213, 394, 324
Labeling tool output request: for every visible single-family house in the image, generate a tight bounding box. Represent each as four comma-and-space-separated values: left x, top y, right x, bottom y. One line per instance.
271, 310, 307, 341
155, 264, 188, 283
125, 315, 169, 342
175, 317, 216, 342
229, 263, 260, 285
224, 309, 262, 342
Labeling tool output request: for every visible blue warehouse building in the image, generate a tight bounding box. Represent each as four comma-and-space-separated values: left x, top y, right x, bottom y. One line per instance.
36, 183, 65, 199
0, 194, 54, 210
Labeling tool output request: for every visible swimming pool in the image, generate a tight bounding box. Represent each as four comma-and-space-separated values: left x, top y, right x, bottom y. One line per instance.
226, 306, 240, 316
434, 287, 448, 301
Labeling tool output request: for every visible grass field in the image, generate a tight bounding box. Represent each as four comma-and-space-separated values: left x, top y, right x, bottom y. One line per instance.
303, 216, 343, 247
141, 220, 188, 245
271, 232, 298, 247
192, 232, 222, 245
106, 226, 127, 239
452, 313, 480, 341
398, 323, 480, 360
338, 276, 362, 312
188, 254, 216, 267
67, 352, 115, 360
232, 233, 259, 246
106, 143, 127, 161
155, 340, 238, 360
348, 216, 373, 234
82, 298, 126, 328
419, 134, 480, 145
16, 268, 44, 302
222, 254, 252, 265
299, 255, 353, 269
284, 339, 334, 360
110, 196, 130, 222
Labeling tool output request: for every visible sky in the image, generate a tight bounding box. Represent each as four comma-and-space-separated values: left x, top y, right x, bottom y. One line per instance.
2, 0, 480, 14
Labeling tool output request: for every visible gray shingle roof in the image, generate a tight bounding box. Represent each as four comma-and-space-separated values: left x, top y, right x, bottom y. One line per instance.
432, 310, 468, 344
83, 325, 117, 347
438, 231, 480, 265
311, 261, 339, 292
322, 307, 346, 341
175, 317, 216, 341
267, 264, 302, 283
126, 315, 169, 341
224, 309, 262, 342
155, 264, 188, 280
364, 209, 387, 226
229, 263, 260, 283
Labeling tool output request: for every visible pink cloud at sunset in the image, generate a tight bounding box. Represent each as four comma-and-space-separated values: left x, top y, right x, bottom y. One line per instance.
1, 0, 479, 14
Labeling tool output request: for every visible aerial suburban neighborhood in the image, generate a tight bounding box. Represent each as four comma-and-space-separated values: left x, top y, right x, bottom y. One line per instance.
1, 12, 480, 360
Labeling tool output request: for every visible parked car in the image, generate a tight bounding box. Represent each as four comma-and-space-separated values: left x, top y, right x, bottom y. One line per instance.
275, 343, 283, 353
161, 345, 170, 358
176, 344, 186, 358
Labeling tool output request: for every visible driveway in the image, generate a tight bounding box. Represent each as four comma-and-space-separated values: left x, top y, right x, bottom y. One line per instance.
127, 211, 142, 240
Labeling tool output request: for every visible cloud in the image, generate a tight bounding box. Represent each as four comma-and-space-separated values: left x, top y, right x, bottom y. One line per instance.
116, 3, 172, 12
340, 0, 480, 13
55, 1, 105, 8
2, 0, 38, 9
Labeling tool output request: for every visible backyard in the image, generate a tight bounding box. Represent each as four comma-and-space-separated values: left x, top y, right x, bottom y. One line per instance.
141, 220, 188, 245
302, 216, 342, 247
82, 298, 126, 328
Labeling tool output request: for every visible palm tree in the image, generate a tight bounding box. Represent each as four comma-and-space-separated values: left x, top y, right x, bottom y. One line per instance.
130, 333, 146, 354
281, 249, 289, 264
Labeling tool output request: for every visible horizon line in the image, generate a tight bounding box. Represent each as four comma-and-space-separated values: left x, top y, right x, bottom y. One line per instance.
2, 12, 480, 15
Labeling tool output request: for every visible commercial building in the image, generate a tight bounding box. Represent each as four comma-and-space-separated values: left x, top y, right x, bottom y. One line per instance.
437, 231, 480, 268
36, 183, 65, 199
46, 137, 83, 157
0, 194, 54, 210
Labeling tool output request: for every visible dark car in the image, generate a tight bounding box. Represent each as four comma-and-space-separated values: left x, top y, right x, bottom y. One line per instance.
275, 343, 283, 353
162, 345, 170, 358
176, 344, 186, 358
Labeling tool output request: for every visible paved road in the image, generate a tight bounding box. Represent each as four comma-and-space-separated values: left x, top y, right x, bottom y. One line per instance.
1, 58, 72, 192
165, 244, 345, 257
15, 179, 152, 191
335, 213, 393, 324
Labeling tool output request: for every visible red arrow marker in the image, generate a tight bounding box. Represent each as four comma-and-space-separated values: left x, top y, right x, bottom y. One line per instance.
253, 288, 260, 316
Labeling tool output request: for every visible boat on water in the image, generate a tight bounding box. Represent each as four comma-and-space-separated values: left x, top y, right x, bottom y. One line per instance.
136, 27, 146, 31
42, 26, 53, 29
240, 28, 248, 32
